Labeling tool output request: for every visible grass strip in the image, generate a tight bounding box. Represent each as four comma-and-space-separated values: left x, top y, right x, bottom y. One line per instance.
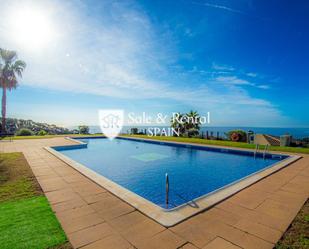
0, 196, 67, 249
276, 199, 309, 248
123, 135, 309, 154
0, 152, 71, 249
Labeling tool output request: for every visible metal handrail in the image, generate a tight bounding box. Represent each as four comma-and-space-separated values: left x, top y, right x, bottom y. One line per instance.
254, 144, 259, 158
165, 173, 169, 208
263, 144, 269, 160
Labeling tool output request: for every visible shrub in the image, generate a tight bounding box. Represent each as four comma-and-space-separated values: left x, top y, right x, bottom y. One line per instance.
37, 130, 47, 136
131, 128, 138, 134
226, 130, 247, 142
187, 128, 199, 138
78, 125, 89, 134
16, 128, 33, 136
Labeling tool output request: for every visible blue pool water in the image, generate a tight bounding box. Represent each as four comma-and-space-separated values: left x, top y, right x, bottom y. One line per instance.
55, 138, 287, 209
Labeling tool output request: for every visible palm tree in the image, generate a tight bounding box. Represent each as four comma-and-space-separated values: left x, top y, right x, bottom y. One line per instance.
170, 112, 186, 136
0, 49, 26, 133
186, 110, 201, 137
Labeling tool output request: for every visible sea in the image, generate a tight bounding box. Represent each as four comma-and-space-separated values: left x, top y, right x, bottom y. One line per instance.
82, 126, 309, 139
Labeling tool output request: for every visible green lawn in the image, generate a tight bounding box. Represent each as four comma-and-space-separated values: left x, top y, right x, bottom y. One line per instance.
0, 153, 41, 202
276, 199, 309, 248
0, 197, 67, 249
2, 133, 103, 140
123, 135, 309, 154
0, 153, 71, 249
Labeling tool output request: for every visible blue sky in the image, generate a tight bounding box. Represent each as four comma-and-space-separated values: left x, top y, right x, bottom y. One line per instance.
0, 0, 308, 127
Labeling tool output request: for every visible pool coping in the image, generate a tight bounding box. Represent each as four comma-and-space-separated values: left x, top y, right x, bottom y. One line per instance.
44, 136, 302, 227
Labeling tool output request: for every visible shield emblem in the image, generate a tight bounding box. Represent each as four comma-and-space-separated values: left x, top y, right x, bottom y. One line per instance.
98, 109, 124, 140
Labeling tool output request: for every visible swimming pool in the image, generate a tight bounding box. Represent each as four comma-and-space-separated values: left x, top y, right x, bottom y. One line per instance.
48, 137, 299, 226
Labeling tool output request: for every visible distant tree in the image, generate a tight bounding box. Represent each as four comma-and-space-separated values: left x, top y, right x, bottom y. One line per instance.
16, 128, 33, 136
186, 110, 201, 137
78, 125, 89, 134
130, 127, 138, 135
72, 129, 79, 134
170, 111, 201, 137
38, 130, 47, 136
170, 112, 185, 136
0, 49, 26, 133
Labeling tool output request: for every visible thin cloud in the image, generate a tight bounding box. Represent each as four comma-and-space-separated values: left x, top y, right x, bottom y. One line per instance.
212, 63, 235, 71
214, 76, 271, 90
184, 28, 195, 37
257, 84, 270, 89
247, 72, 258, 77
192, 1, 265, 20
193, 2, 248, 15
215, 76, 252, 86
211, 63, 272, 90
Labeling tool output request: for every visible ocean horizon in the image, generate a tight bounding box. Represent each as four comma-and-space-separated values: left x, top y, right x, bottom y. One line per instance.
70, 126, 309, 139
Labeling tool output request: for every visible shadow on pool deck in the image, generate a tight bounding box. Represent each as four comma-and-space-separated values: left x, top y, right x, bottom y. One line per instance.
169, 190, 200, 209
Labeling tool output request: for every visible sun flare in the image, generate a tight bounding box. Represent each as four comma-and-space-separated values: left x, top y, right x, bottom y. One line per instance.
7, 5, 55, 50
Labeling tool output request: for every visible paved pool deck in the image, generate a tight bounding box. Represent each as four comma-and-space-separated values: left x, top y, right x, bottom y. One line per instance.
1, 137, 308, 249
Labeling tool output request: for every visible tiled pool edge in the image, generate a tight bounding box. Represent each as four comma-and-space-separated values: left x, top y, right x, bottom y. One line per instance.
44, 137, 302, 227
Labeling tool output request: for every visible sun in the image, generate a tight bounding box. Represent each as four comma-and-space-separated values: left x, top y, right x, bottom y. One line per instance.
7, 5, 55, 50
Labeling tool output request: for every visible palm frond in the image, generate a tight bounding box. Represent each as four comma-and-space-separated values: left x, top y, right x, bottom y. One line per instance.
12, 60, 26, 78
14, 60, 26, 68
7, 75, 18, 90
0, 48, 26, 89
0, 49, 17, 63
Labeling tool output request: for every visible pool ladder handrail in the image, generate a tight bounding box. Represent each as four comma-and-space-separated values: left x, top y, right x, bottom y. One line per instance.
254, 144, 259, 158
263, 144, 269, 160
165, 173, 169, 208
